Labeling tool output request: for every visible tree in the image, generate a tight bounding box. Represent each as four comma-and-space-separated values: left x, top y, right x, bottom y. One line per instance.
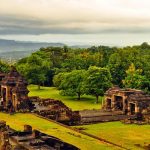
140, 42, 150, 49
53, 72, 65, 88
56, 70, 86, 100
108, 47, 142, 86
40, 47, 64, 68
17, 54, 51, 89
123, 63, 148, 89
84, 66, 112, 103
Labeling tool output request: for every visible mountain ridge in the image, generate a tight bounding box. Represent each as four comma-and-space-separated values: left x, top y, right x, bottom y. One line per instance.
0, 39, 65, 60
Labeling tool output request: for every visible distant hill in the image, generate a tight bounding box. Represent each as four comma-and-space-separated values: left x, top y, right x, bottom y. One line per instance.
0, 39, 65, 60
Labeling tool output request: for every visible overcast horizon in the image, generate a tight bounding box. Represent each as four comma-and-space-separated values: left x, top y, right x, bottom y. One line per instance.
0, 0, 150, 46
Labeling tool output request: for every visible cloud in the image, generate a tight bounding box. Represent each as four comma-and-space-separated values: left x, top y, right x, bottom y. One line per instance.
0, 0, 150, 35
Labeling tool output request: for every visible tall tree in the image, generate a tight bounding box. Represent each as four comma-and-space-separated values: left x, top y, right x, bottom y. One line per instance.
123, 63, 148, 89
17, 54, 51, 89
84, 66, 112, 103
53, 72, 65, 88
108, 47, 142, 86
55, 70, 86, 100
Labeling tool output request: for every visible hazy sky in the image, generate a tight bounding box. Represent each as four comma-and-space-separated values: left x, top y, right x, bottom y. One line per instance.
0, 0, 150, 46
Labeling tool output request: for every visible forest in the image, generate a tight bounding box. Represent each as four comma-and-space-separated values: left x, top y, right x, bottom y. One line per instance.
1, 42, 150, 102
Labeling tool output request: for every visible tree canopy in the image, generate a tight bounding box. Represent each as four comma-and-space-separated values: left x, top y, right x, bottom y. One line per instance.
54, 70, 86, 100
14, 42, 150, 99
123, 63, 150, 92
16, 54, 51, 89
84, 66, 112, 103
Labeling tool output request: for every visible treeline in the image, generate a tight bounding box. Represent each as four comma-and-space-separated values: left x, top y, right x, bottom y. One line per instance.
1, 42, 150, 101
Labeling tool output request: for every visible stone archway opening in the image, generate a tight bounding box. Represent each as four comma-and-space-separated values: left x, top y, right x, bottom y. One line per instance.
114, 96, 123, 111
2, 88, 7, 103
106, 98, 112, 109
130, 103, 135, 115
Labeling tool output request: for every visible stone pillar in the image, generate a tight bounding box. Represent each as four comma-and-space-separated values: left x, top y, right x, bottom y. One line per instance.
6, 87, 11, 104
0, 87, 2, 97
32, 130, 40, 138
103, 96, 107, 109
135, 103, 139, 114
122, 96, 127, 114
0, 121, 12, 150
111, 94, 116, 111
24, 125, 32, 133
127, 103, 131, 115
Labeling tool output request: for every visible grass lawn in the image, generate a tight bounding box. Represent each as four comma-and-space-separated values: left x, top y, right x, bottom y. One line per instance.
28, 85, 101, 110
0, 113, 116, 150
74, 122, 150, 150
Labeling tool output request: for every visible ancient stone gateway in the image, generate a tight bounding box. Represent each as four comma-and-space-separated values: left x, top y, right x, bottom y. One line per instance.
103, 86, 150, 116
0, 66, 34, 112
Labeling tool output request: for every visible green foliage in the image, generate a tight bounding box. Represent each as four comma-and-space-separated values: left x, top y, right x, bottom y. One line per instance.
108, 47, 147, 86
40, 46, 65, 68
53, 72, 65, 88
53, 66, 112, 102
54, 70, 86, 100
123, 63, 150, 92
16, 42, 150, 96
17, 54, 51, 89
0, 60, 9, 73
84, 66, 112, 103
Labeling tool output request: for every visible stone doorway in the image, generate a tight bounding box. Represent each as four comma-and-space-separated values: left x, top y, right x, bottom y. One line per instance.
114, 96, 123, 110
130, 103, 135, 115
2, 88, 7, 105
106, 99, 111, 109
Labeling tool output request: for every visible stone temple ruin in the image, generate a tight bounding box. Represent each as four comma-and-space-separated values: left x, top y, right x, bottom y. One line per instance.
102, 86, 150, 124
0, 120, 79, 150
103, 86, 150, 115
76, 86, 150, 124
0, 66, 34, 112
31, 97, 80, 125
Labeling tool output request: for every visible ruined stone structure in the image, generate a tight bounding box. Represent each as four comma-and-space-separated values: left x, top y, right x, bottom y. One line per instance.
0, 67, 33, 112
0, 72, 6, 100
31, 97, 80, 125
103, 86, 150, 116
0, 121, 79, 150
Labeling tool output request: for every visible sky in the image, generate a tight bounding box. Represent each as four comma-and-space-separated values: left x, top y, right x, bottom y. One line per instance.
0, 0, 150, 46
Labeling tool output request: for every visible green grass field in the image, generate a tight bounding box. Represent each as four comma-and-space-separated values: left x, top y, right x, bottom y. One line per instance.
28, 85, 101, 110
0, 113, 115, 150
75, 122, 150, 150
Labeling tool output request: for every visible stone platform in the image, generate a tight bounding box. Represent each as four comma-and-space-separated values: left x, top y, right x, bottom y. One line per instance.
79, 110, 136, 124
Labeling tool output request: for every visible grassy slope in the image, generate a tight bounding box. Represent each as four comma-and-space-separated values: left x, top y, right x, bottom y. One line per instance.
0, 113, 115, 150
28, 85, 101, 110
75, 122, 150, 150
